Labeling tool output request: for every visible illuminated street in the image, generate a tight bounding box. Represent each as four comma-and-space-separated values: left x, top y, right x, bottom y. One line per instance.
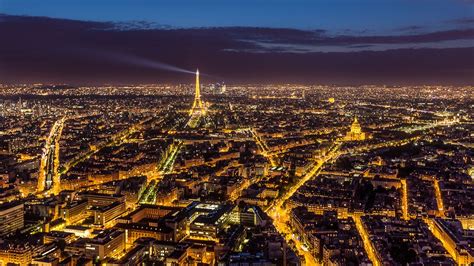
266, 142, 341, 265
401, 179, 409, 220
433, 178, 446, 218
250, 128, 278, 167
351, 214, 381, 266
37, 117, 65, 195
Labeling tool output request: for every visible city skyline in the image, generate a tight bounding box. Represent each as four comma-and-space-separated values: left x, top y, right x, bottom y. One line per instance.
1, 76, 472, 265
0, 1, 473, 266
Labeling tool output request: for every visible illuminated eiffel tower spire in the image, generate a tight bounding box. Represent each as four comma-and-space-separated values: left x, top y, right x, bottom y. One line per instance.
190, 69, 203, 114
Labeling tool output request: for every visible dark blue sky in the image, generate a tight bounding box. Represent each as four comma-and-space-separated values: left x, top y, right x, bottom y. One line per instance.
1, 0, 473, 32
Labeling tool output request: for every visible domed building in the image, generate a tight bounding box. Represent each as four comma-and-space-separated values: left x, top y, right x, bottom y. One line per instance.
344, 117, 366, 141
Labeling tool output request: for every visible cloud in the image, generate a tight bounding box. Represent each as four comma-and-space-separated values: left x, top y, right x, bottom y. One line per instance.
394, 25, 426, 33
231, 28, 474, 53
448, 17, 474, 25
0, 14, 473, 85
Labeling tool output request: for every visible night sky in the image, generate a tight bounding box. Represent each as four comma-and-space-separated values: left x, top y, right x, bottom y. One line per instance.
0, 0, 473, 85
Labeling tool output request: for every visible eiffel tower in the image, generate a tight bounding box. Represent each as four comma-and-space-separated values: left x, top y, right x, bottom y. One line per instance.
190, 69, 204, 115
187, 69, 205, 128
